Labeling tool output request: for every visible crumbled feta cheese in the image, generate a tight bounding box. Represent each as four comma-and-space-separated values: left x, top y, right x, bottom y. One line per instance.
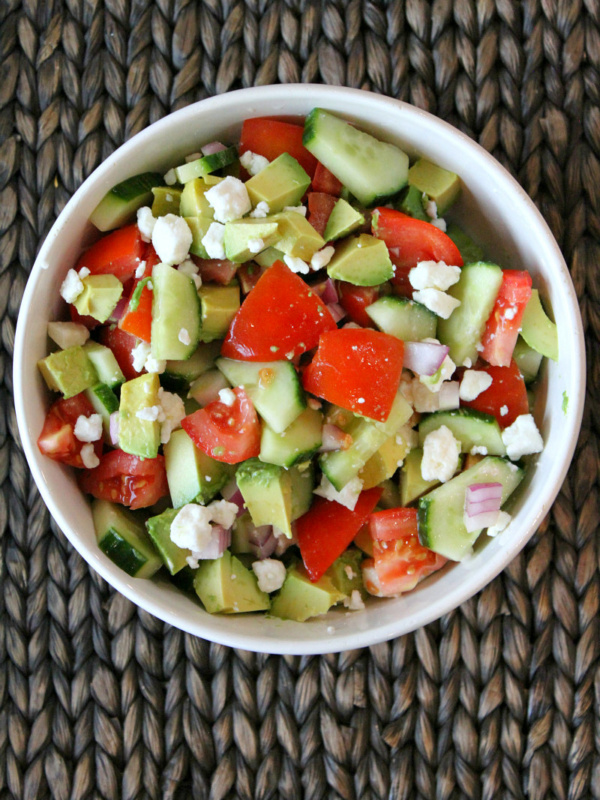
459, 369, 493, 401
462, 357, 472, 368
314, 475, 363, 511
201, 222, 226, 259
283, 205, 307, 216
164, 168, 177, 185
152, 214, 193, 265
283, 254, 310, 274
80, 443, 99, 469
218, 388, 236, 406
430, 218, 447, 232
145, 354, 166, 374
470, 445, 488, 455
409, 379, 440, 413
487, 511, 512, 537
60, 269, 84, 304
504, 306, 517, 320
178, 328, 191, 346
135, 260, 147, 279
47, 321, 89, 349
74, 413, 103, 442
252, 559, 286, 594
170, 499, 238, 553
136, 405, 163, 422
310, 246, 335, 271
205, 176, 251, 223
239, 150, 270, 176
424, 198, 438, 219
344, 565, 355, 580
343, 590, 365, 611
409, 260, 461, 291
476, 341, 484, 352
500, 405, 508, 417
412, 288, 461, 319
137, 207, 156, 242
438, 380, 460, 410
157, 387, 185, 444
247, 238, 265, 254
362, 563, 384, 597
421, 425, 461, 483
178, 259, 202, 288
78, 266, 90, 279
420, 354, 456, 392
501, 414, 544, 460
307, 397, 322, 410
131, 341, 151, 372
249, 201, 270, 219
357, 397, 365, 404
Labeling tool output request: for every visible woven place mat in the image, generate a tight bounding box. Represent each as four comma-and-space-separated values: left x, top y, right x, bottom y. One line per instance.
2, 1, 599, 798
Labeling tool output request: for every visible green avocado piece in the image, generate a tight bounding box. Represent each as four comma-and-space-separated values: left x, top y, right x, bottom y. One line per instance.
271, 211, 325, 261
326, 233, 393, 287
512, 336, 544, 384
399, 447, 439, 506
408, 158, 461, 216
290, 461, 315, 521
118, 372, 161, 459
520, 289, 558, 361
73, 274, 123, 323
445, 223, 485, 265
180, 177, 218, 219
236, 459, 293, 537
223, 218, 280, 263
151, 186, 182, 217
323, 198, 365, 242
38, 345, 99, 398
194, 550, 270, 614
245, 153, 311, 213
270, 562, 345, 621
325, 547, 366, 597
253, 247, 285, 267
198, 283, 240, 342
164, 428, 234, 508
146, 507, 190, 575
185, 216, 213, 259
395, 184, 429, 221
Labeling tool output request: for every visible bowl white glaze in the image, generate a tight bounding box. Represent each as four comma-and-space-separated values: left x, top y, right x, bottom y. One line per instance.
13, 85, 585, 654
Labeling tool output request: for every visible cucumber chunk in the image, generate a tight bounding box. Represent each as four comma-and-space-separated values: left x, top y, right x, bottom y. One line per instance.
93, 499, 162, 578
319, 417, 388, 491
174, 147, 238, 184
151, 263, 201, 361
259, 407, 323, 467
85, 383, 119, 439
84, 341, 125, 388
366, 296, 437, 341
90, 172, 163, 232
418, 409, 506, 456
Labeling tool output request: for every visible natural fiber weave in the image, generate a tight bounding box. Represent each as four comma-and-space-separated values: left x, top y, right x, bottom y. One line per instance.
2, 0, 599, 797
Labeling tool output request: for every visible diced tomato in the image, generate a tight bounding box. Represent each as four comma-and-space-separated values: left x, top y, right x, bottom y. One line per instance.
387, 256, 414, 299
181, 388, 261, 464
118, 247, 159, 343
79, 450, 169, 509
97, 325, 141, 381
337, 282, 380, 327
191, 256, 237, 285
70, 303, 100, 330
296, 488, 383, 582
461, 359, 529, 428
480, 270, 532, 367
239, 118, 318, 178
312, 162, 343, 196
369, 507, 419, 541
237, 263, 265, 295
75, 224, 144, 282
37, 393, 103, 468
221, 261, 337, 361
307, 192, 337, 237
302, 328, 404, 422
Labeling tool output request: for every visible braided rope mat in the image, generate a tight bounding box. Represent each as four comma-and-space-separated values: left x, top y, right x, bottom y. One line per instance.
2, 1, 599, 797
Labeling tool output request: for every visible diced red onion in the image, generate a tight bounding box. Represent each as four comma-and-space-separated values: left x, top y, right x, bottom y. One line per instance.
109, 412, 120, 446
193, 524, 231, 560
464, 483, 503, 532
403, 341, 449, 376
319, 424, 352, 452
311, 278, 338, 305
248, 525, 277, 559
220, 479, 245, 516
274, 525, 297, 556
201, 141, 227, 155
327, 302, 346, 323
109, 296, 129, 322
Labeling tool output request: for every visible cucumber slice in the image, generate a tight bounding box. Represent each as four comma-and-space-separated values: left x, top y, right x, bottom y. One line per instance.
520, 289, 558, 361
259, 407, 323, 467
216, 358, 306, 433
366, 296, 437, 341
303, 109, 409, 207
418, 409, 506, 456
417, 456, 524, 561
188, 369, 231, 407
92, 499, 162, 578
512, 336, 543, 384
437, 262, 503, 365
85, 383, 119, 439
319, 417, 388, 491
84, 341, 125, 388
151, 263, 201, 361
90, 172, 163, 232
162, 341, 221, 393
174, 147, 238, 184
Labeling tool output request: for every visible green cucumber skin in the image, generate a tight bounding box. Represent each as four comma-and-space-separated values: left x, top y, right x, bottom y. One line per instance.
110, 172, 164, 202
90, 172, 163, 232
366, 296, 437, 341
98, 528, 151, 577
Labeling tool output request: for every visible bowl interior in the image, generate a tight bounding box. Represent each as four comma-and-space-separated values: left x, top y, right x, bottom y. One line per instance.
14, 85, 585, 654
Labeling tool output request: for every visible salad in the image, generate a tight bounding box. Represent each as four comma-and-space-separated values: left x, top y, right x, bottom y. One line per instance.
36, 109, 559, 621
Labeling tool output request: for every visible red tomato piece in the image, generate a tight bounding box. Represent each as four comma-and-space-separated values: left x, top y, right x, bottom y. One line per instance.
302, 328, 404, 422
480, 270, 532, 367
461, 359, 529, 428
387, 256, 414, 299
79, 450, 168, 509
296, 488, 383, 582
181, 388, 261, 464
239, 118, 318, 178
70, 303, 100, 330
307, 192, 338, 237
237, 263, 265, 295
369, 507, 419, 541
312, 162, 343, 196
97, 325, 141, 381
76, 224, 144, 282
118, 247, 159, 343
337, 282, 380, 327
221, 261, 337, 361
191, 256, 237, 285
37, 393, 103, 468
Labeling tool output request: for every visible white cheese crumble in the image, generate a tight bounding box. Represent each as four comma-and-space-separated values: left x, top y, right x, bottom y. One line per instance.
178, 259, 202, 289
313, 475, 363, 511
78, 267, 90, 279
402, 377, 440, 413
283, 205, 307, 216
409, 260, 461, 292
137, 207, 156, 242
145, 354, 166, 374
201, 222, 226, 259
164, 168, 177, 185
157, 387, 186, 444
420, 353, 456, 392
438, 380, 460, 411
152, 214, 193, 265
413, 288, 461, 319
136, 405, 162, 422
247, 238, 265, 254
239, 150, 270, 176
47, 321, 89, 349
74, 413, 103, 442
470, 445, 488, 455
501, 414, 544, 461
430, 218, 447, 232
218, 388, 236, 406
459, 370, 493, 401
205, 176, 252, 223
421, 425, 461, 483
60, 269, 84, 304
310, 246, 335, 271
344, 565, 355, 580
500, 405, 509, 417
80, 443, 99, 469
462, 357, 472, 368
135, 260, 147, 279
487, 511, 512, 537
505, 306, 518, 320
283, 254, 310, 274
252, 559, 286, 594
131, 341, 151, 372
249, 201, 270, 219
343, 590, 365, 611
424, 198, 438, 219
178, 328, 191, 346
170, 499, 238, 555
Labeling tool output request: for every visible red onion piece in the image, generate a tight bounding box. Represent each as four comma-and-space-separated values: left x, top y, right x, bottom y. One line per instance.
109, 296, 129, 322
220, 479, 245, 516
319, 424, 353, 452
109, 412, 120, 446
201, 141, 227, 155
464, 483, 503, 532
248, 525, 277, 559
327, 302, 346, 323
192, 524, 231, 560
403, 341, 449, 376
311, 278, 338, 304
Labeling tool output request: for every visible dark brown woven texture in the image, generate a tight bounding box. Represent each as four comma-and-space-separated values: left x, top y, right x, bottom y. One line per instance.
1, 0, 599, 798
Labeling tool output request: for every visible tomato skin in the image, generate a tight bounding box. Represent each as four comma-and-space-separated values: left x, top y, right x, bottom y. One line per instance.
461, 359, 529, 428
221, 261, 337, 362
97, 325, 141, 381
191, 256, 237, 285
70, 303, 100, 330
302, 328, 404, 422
337, 282, 379, 327
307, 192, 337, 237
237, 263, 265, 295
296, 488, 383, 582
118, 247, 159, 343
369, 507, 418, 541
481, 270, 532, 367
312, 162, 343, 196
181, 388, 261, 464
239, 118, 318, 178
38, 393, 103, 468
75, 224, 144, 282
79, 450, 169, 509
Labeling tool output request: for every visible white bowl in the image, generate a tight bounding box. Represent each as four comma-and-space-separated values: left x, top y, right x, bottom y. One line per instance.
14, 85, 585, 654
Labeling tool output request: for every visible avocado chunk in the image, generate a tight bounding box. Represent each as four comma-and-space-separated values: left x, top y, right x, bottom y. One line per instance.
512, 336, 544, 384
253, 247, 285, 267
290, 461, 315, 520
446, 223, 485, 265
325, 547, 366, 597
408, 158, 461, 216
38, 345, 98, 398
73, 274, 123, 323
236, 459, 293, 537
84, 341, 125, 388
180, 177, 217, 219
118, 373, 161, 459
198, 284, 240, 342
164, 428, 234, 508
185, 216, 213, 259
358, 434, 410, 489
520, 289, 558, 361
194, 550, 270, 614
399, 447, 439, 505
270, 562, 345, 621
323, 198, 365, 242
223, 218, 280, 263
327, 233, 393, 287
146, 507, 190, 575
270, 211, 325, 261
396, 184, 429, 221
151, 186, 182, 217
245, 153, 311, 213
